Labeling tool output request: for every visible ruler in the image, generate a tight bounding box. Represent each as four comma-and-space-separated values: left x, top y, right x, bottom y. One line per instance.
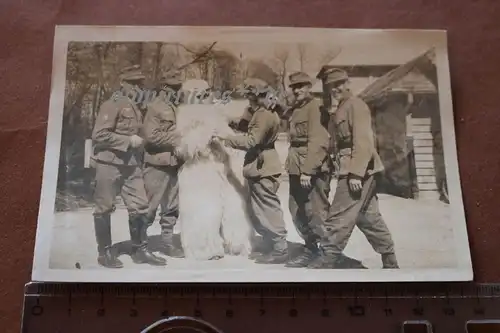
21, 282, 500, 332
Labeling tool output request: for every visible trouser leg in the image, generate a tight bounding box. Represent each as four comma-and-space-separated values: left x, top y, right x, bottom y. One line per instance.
308, 172, 332, 244
122, 165, 167, 266
356, 175, 398, 268
143, 165, 184, 258
320, 177, 360, 255
286, 173, 332, 267
308, 176, 368, 269
247, 175, 289, 264
310, 174, 397, 269
158, 167, 183, 257
93, 162, 123, 268
288, 175, 318, 247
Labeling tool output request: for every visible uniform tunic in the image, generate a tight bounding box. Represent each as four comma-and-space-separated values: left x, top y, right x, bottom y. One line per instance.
142, 92, 181, 231
92, 94, 149, 217
224, 106, 287, 250
321, 93, 395, 256
285, 97, 333, 248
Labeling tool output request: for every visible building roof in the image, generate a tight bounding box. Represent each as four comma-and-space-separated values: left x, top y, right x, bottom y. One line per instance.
390, 71, 436, 93
326, 44, 434, 67
313, 48, 437, 96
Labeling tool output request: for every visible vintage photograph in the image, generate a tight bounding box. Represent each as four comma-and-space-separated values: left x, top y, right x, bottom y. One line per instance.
32, 26, 472, 282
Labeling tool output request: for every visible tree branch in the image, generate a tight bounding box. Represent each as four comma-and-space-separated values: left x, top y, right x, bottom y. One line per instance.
177, 42, 217, 70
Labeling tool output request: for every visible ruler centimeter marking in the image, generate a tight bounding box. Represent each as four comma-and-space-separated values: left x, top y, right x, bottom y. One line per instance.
25, 282, 500, 298
21, 282, 500, 333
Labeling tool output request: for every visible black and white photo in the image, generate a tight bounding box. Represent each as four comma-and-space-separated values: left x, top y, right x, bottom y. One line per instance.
32, 26, 472, 282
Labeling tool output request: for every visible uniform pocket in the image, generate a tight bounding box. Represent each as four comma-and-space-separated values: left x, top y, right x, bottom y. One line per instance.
335, 115, 351, 140
118, 113, 135, 131
159, 119, 174, 131
294, 120, 308, 137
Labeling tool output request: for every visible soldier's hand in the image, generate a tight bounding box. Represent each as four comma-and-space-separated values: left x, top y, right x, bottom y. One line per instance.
213, 135, 228, 142
228, 119, 239, 129
348, 177, 363, 192
332, 159, 340, 173
300, 174, 312, 189
129, 134, 144, 148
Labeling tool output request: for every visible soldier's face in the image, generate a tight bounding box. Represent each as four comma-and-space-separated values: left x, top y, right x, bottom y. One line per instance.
329, 81, 348, 101
246, 93, 258, 103
291, 83, 311, 101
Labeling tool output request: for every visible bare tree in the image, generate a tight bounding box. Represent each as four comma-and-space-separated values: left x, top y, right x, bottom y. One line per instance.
319, 46, 342, 67
130, 42, 144, 65
152, 42, 163, 82
177, 42, 218, 71
274, 47, 290, 94
297, 43, 307, 71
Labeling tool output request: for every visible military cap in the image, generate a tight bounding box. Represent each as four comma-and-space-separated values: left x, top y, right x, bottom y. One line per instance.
288, 72, 313, 87
321, 67, 349, 86
119, 64, 145, 82
316, 65, 336, 80
159, 70, 183, 86
242, 78, 270, 95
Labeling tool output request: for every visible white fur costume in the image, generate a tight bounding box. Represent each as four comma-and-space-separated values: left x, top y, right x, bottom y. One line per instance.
174, 102, 254, 260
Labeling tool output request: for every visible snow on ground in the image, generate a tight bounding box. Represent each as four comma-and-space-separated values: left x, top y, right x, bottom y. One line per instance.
49, 180, 455, 271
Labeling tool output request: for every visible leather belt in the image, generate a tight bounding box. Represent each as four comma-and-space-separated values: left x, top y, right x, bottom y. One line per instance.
290, 141, 307, 148
258, 142, 276, 150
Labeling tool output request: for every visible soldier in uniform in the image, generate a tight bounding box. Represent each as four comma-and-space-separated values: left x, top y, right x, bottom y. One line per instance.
142, 70, 185, 258
214, 78, 289, 264
284, 72, 334, 268
92, 65, 167, 268
309, 68, 399, 269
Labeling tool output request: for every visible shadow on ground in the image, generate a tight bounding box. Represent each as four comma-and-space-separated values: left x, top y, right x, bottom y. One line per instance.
110, 232, 365, 268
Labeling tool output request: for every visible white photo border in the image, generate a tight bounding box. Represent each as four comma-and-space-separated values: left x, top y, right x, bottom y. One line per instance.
31, 25, 473, 283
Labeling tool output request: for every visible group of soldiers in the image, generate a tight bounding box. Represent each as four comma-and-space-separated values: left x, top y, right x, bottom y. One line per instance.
90, 62, 400, 270
91, 65, 187, 269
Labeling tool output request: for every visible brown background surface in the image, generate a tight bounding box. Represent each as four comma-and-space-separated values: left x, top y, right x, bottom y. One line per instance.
1, 0, 499, 332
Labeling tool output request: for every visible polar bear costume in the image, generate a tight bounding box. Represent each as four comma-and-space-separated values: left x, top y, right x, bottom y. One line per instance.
174, 81, 254, 260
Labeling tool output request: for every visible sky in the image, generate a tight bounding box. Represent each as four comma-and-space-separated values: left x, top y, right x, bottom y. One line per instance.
205, 29, 439, 73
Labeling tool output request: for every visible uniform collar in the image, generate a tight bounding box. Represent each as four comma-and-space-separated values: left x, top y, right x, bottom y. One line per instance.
331, 90, 353, 111
339, 90, 353, 103
294, 96, 313, 109
247, 104, 258, 113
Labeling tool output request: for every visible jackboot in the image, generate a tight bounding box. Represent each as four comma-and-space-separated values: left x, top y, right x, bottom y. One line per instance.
129, 215, 167, 266
382, 253, 399, 269
255, 239, 289, 264
94, 214, 123, 268
285, 243, 320, 268
308, 253, 367, 269
248, 238, 274, 260
159, 224, 184, 258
